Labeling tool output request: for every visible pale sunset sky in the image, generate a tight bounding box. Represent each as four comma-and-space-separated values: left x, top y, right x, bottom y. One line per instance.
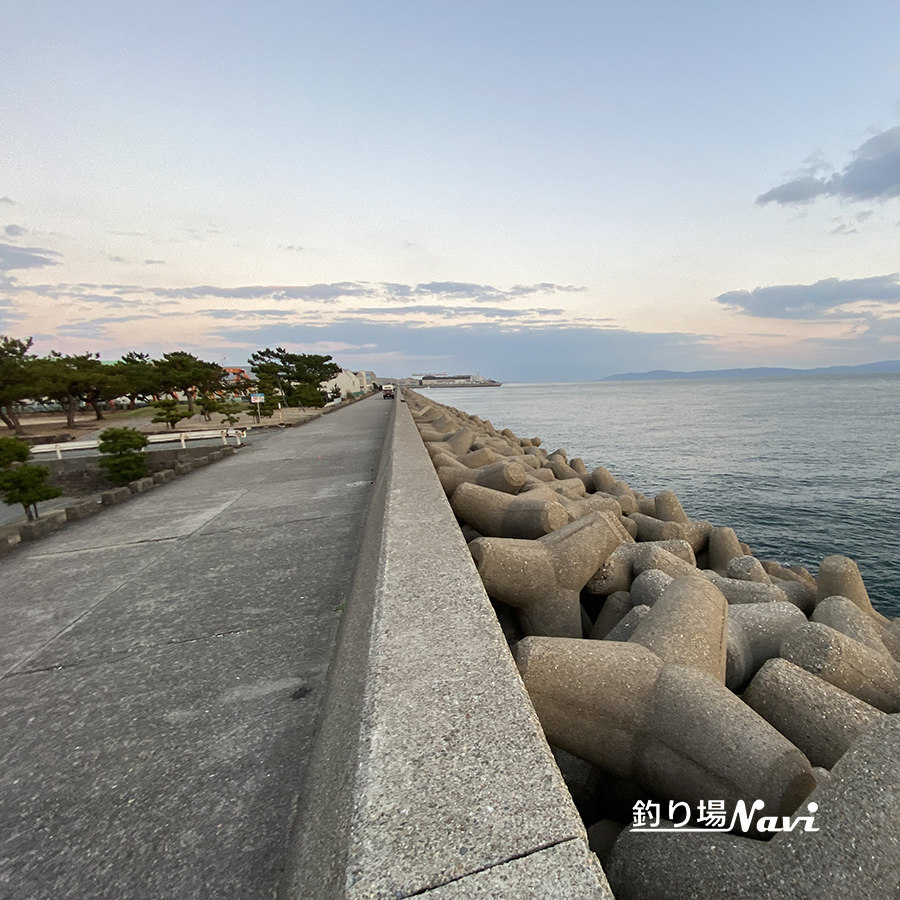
3, 1, 900, 381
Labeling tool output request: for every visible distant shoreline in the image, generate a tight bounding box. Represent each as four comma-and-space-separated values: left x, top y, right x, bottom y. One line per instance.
603, 360, 900, 382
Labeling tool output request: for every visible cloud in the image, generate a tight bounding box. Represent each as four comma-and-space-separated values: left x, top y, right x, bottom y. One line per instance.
3, 224, 26, 238
715, 274, 900, 319
197, 308, 292, 319
406, 281, 586, 301
108, 255, 126, 263
758, 125, 900, 206
208, 320, 728, 382
109, 230, 146, 237
0, 242, 61, 271
55, 315, 157, 339
144, 259, 166, 266
0, 196, 15, 205
341, 305, 565, 320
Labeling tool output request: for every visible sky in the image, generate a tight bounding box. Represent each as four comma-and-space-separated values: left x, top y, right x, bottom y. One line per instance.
3, 1, 900, 382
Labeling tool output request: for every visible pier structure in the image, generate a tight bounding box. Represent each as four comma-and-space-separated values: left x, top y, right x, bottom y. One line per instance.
0, 393, 608, 898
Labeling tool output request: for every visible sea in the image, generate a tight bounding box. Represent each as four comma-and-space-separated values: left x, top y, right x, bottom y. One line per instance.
423, 375, 900, 618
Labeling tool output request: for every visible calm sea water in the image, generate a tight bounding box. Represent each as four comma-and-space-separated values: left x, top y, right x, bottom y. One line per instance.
424, 375, 900, 618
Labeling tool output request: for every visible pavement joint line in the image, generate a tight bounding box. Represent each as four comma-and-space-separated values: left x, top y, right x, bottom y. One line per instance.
3, 538, 175, 677
24, 535, 181, 558
403, 837, 578, 898
4, 628, 263, 678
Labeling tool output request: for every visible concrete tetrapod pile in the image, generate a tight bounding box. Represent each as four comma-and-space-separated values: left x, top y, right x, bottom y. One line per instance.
404, 389, 900, 900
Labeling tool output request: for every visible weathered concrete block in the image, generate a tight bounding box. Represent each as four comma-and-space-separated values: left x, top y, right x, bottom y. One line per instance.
65, 499, 101, 522
101, 486, 132, 505
604, 715, 900, 900
629, 568, 673, 607
708, 526, 745, 574
628, 513, 711, 553
19, 510, 67, 541
587, 540, 691, 596
812, 595, 891, 655
520, 484, 622, 523
743, 657, 887, 768
769, 577, 817, 615
450, 482, 568, 539
454, 446, 496, 468
221, 445, 236, 456
725, 602, 807, 691
817, 554, 887, 623
438, 460, 527, 496
654, 490, 689, 523
629, 576, 728, 680
591, 466, 617, 493
128, 477, 155, 494
151, 469, 175, 484
780, 621, 900, 712
515, 637, 814, 817
705, 573, 790, 605
605, 605, 650, 641
726, 555, 771, 583
632, 545, 697, 580
193, 456, 210, 468
471, 512, 625, 637
174, 461, 193, 476
207, 448, 225, 462
589, 592, 633, 639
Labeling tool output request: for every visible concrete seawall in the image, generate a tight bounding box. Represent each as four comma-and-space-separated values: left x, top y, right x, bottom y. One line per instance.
282, 394, 612, 897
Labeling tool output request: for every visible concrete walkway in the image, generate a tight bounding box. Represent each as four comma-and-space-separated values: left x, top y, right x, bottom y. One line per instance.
0, 396, 390, 899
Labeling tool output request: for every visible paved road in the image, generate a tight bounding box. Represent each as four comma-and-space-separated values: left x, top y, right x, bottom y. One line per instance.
0, 396, 390, 899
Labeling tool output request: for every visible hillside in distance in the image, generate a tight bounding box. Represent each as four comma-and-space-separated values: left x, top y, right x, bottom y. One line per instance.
603, 360, 900, 382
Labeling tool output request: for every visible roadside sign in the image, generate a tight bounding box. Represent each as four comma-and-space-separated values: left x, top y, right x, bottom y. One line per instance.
250, 393, 265, 403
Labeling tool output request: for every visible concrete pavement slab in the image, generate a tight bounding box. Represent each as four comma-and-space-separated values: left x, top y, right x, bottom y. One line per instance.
0, 396, 390, 899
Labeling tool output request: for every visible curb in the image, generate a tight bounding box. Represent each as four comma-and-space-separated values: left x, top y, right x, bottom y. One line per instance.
0, 445, 243, 557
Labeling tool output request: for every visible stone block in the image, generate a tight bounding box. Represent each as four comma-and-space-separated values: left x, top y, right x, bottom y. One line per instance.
742, 658, 887, 768
587, 540, 691, 596
628, 513, 712, 553
653, 490, 689, 523
437, 460, 527, 496
726, 555, 771, 583
65, 499, 101, 522
708, 526, 745, 574
193, 456, 210, 468
589, 592, 632, 639
450, 482, 568, 539
19, 510, 68, 541
812, 595, 890, 654
207, 449, 225, 462
604, 605, 650, 641
725, 601, 807, 691
780, 621, 900, 712
604, 715, 900, 900
629, 576, 728, 680
817, 554, 887, 623
152, 469, 175, 484
128, 477, 156, 494
101, 486, 132, 506
471, 512, 625, 637
515, 637, 814, 817
629, 569, 673, 607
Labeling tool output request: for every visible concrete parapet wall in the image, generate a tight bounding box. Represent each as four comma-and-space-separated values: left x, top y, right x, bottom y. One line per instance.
281, 396, 612, 898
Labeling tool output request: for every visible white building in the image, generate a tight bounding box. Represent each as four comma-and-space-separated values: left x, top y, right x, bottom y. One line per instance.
321, 369, 366, 399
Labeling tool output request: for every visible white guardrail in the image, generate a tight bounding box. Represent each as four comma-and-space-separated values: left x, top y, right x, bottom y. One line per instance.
30, 429, 246, 459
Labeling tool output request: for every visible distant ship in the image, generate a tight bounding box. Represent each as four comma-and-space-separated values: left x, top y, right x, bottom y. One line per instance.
405, 373, 503, 388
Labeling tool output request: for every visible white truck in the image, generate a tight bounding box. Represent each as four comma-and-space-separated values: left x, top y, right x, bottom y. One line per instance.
382, 384, 395, 399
